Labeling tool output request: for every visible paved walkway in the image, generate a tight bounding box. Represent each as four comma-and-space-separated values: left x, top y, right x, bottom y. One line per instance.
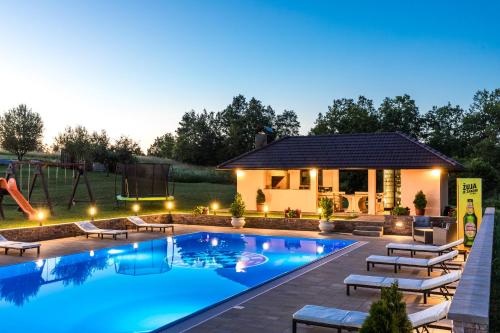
0, 225, 454, 332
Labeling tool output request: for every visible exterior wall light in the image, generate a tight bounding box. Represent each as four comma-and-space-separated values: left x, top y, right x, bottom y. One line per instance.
431, 168, 441, 177
309, 169, 317, 177
236, 170, 245, 178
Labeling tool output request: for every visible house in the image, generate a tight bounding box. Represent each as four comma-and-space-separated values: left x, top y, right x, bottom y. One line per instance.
217, 132, 464, 216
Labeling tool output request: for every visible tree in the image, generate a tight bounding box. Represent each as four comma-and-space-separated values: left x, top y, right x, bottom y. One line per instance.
378, 95, 422, 139
422, 103, 464, 157
110, 135, 142, 164
53, 126, 93, 162
147, 133, 176, 158
359, 282, 412, 333
275, 110, 300, 138
89, 130, 111, 164
0, 104, 44, 160
174, 110, 223, 165
309, 96, 379, 135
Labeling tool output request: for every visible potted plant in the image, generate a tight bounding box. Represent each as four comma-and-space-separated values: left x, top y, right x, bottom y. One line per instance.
230, 192, 246, 228
256, 189, 266, 212
318, 197, 335, 233
392, 206, 410, 216
413, 190, 427, 216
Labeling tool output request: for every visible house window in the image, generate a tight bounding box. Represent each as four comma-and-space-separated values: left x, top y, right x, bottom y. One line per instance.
300, 170, 310, 189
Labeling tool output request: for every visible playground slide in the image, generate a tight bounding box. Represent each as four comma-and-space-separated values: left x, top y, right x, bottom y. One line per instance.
0, 178, 37, 219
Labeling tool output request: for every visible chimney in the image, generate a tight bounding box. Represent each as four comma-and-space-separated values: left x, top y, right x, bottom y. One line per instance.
255, 132, 267, 149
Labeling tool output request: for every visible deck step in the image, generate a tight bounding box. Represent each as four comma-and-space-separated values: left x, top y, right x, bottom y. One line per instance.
352, 229, 383, 237
354, 225, 383, 232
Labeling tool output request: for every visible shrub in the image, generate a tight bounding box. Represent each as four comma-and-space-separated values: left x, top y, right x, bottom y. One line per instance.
413, 190, 428, 210
392, 206, 410, 216
359, 282, 412, 333
284, 207, 301, 218
256, 189, 266, 204
230, 193, 245, 218
193, 206, 209, 215
318, 197, 334, 221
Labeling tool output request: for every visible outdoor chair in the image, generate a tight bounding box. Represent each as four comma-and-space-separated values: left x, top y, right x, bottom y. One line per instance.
386, 239, 464, 257
413, 216, 433, 244
366, 250, 459, 275
292, 301, 451, 332
0, 234, 41, 256
344, 271, 460, 303
127, 216, 174, 234
74, 221, 128, 240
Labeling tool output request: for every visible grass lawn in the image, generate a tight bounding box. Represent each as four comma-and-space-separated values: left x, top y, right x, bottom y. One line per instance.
0, 163, 236, 229
490, 211, 500, 330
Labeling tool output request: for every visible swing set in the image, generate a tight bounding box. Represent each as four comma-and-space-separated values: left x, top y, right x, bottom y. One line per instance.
0, 161, 95, 219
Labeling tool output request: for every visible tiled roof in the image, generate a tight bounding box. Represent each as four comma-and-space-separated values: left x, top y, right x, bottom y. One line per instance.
217, 132, 464, 170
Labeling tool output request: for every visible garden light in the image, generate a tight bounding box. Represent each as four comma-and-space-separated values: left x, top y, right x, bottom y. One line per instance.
317, 207, 323, 219
88, 206, 97, 221
37, 210, 46, 226
263, 205, 269, 218
211, 202, 219, 215
132, 203, 140, 215
166, 201, 174, 211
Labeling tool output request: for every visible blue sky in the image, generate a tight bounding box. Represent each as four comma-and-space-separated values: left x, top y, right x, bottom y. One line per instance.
0, 0, 498, 149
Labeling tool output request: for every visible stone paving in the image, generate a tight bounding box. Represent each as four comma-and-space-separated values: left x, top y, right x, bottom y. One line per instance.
0, 224, 454, 332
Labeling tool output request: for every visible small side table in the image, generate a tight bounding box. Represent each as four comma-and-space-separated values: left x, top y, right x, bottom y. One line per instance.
456, 244, 470, 261
415, 227, 434, 244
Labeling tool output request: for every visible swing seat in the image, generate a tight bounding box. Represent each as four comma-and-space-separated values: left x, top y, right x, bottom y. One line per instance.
116, 195, 170, 202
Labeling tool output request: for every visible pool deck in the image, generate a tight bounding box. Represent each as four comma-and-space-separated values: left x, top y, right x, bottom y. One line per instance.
0, 225, 455, 332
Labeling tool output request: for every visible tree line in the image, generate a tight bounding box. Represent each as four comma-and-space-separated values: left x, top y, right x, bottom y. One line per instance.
0, 89, 498, 197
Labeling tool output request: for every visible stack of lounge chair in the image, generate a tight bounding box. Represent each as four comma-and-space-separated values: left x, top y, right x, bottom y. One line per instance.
292, 239, 464, 332
0, 234, 41, 256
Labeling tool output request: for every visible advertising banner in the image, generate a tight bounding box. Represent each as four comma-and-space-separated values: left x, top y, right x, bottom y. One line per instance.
456, 178, 482, 247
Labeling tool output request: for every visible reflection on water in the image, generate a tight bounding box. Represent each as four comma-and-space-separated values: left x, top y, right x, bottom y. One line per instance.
0, 233, 354, 308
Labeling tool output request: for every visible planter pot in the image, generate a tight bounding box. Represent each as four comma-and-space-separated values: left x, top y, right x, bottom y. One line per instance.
319, 220, 335, 233
231, 217, 246, 229
256, 203, 265, 212
415, 208, 426, 216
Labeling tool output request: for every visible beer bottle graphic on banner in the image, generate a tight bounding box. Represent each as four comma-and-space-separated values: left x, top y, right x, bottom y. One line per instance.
463, 198, 477, 247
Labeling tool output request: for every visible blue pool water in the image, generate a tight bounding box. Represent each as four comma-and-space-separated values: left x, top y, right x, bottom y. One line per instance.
0, 232, 355, 332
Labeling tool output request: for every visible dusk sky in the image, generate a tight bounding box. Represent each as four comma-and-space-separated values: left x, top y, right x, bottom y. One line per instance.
0, 0, 499, 150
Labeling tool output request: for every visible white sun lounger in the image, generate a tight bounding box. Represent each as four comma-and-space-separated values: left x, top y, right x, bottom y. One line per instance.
74, 222, 128, 240
344, 271, 461, 303
0, 234, 41, 256
366, 250, 459, 275
127, 216, 174, 234
386, 239, 464, 257
292, 301, 451, 332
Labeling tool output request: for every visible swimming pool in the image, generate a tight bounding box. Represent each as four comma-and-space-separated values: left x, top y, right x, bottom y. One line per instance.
0, 232, 356, 332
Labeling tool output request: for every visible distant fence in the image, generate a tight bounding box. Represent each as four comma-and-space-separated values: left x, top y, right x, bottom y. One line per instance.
449, 207, 496, 333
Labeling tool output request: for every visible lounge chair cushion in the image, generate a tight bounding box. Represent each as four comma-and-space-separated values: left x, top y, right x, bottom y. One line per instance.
408, 301, 450, 328
293, 305, 367, 328
386, 239, 464, 253
428, 250, 458, 266
366, 255, 398, 264
420, 271, 461, 290
0, 242, 40, 249
127, 216, 174, 228
396, 256, 430, 267
437, 239, 464, 252
345, 271, 461, 291
75, 222, 127, 234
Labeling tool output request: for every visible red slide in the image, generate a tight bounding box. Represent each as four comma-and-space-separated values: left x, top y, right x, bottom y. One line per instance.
0, 178, 37, 219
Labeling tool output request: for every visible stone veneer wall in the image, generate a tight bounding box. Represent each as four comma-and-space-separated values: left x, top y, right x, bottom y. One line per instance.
0, 213, 456, 242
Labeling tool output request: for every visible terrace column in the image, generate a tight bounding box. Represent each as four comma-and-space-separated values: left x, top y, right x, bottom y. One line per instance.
368, 169, 376, 215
